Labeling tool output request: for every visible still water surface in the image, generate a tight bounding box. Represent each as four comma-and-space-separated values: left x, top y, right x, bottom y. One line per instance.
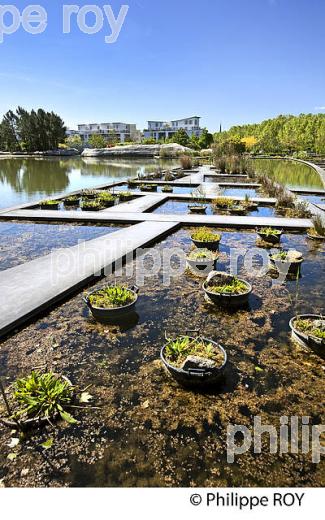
0, 157, 179, 209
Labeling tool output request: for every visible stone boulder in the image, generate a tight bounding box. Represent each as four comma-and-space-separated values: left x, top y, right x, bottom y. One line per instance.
81, 143, 193, 158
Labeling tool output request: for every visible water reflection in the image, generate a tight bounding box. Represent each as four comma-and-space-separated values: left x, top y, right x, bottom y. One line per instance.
253, 159, 323, 189
0, 157, 179, 209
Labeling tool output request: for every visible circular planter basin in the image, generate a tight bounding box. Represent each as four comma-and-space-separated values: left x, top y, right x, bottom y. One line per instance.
256, 228, 283, 244
162, 187, 173, 193
81, 205, 103, 212
100, 199, 115, 208
269, 251, 304, 276
203, 271, 252, 308
307, 232, 325, 241
39, 202, 59, 210
191, 235, 221, 251
186, 254, 218, 275
119, 194, 133, 201
84, 286, 139, 323
64, 198, 80, 206
141, 186, 157, 192
188, 205, 207, 214
289, 314, 325, 358
161, 336, 227, 387
231, 206, 247, 215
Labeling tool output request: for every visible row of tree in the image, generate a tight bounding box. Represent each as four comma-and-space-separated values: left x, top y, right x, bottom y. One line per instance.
142, 128, 214, 150
214, 113, 325, 154
0, 107, 66, 152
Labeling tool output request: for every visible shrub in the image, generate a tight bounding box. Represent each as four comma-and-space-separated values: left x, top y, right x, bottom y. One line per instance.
180, 155, 193, 170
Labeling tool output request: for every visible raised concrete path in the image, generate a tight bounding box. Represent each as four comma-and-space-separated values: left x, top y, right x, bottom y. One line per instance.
291, 187, 325, 195
0, 221, 179, 338
103, 194, 168, 213
1, 208, 312, 230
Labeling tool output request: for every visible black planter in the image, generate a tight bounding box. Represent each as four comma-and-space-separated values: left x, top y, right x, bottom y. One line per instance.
203, 272, 252, 308
188, 205, 207, 214
186, 255, 218, 275
161, 336, 227, 387
64, 198, 80, 206
39, 202, 59, 210
269, 254, 303, 276
84, 286, 139, 323
191, 238, 220, 251
289, 314, 325, 358
100, 199, 115, 208
256, 228, 283, 244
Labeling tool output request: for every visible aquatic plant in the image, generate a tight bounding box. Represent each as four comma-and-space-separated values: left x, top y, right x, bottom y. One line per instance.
214, 156, 227, 173
140, 184, 158, 191
191, 227, 221, 243
81, 200, 104, 211
294, 318, 325, 339
212, 197, 235, 209
308, 214, 325, 238
13, 371, 75, 423
258, 227, 281, 237
64, 196, 79, 205
88, 286, 136, 309
206, 277, 248, 295
187, 249, 216, 261
180, 155, 193, 170
165, 336, 223, 368
161, 185, 173, 193
285, 201, 312, 218
118, 191, 133, 200
39, 199, 59, 206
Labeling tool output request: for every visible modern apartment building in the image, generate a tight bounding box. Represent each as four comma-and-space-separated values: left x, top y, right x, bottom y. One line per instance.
76, 122, 140, 143
143, 116, 203, 141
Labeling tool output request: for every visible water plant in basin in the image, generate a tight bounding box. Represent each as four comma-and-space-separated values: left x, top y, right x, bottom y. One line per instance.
81, 200, 104, 211
164, 336, 224, 369
243, 194, 258, 210
257, 227, 283, 244
161, 185, 173, 193
84, 285, 139, 322
64, 196, 80, 206
160, 335, 227, 387
290, 315, 325, 356
0, 371, 76, 427
308, 215, 325, 240
191, 227, 221, 251
293, 318, 325, 340
188, 188, 207, 213
212, 197, 235, 209
118, 191, 133, 200
97, 192, 116, 207
39, 199, 59, 209
81, 189, 101, 199
203, 271, 252, 307
186, 248, 218, 275
140, 184, 158, 192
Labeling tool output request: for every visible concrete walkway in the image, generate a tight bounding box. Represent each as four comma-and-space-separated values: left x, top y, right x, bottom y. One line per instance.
0, 221, 179, 338
103, 194, 168, 213
1, 208, 312, 230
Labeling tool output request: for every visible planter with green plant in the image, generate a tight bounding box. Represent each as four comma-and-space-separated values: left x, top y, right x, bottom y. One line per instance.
97, 192, 117, 207
212, 197, 235, 210
191, 227, 221, 251
269, 249, 304, 275
140, 184, 158, 192
256, 227, 283, 244
118, 191, 133, 201
84, 285, 139, 322
64, 196, 80, 206
81, 189, 101, 199
39, 200, 60, 210
160, 335, 227, 387
161, 185, 173, 193
0, 371, 76, 429
186, 249, 218, 274
81, 200, 105, 211
307, 215, 325, 241
289, 315, 325, 357
230, 203, 247, 215
243, 194, 258, 210
203, 271, 252, 308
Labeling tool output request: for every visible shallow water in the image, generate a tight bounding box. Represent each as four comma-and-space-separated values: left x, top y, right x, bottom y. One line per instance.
253, 159, 324, 189
152, 200, 276, 218
0, 222, 121, 271
0, 227, 324, 487
0, 157, 179, 210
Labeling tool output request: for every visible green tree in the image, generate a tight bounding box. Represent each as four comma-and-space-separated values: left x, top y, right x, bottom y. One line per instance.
0, 110, 19, 152
170, 128, 190, 147
198, 128, 214, 149
88, 134, 107, 149
66, 134, 83, 149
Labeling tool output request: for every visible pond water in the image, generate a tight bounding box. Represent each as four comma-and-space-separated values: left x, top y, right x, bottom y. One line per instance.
0, 157, 179, 210
253, 159, 324, 190
0, 227, 324, 487
221, 188, 260, 198
152, 200, 276, 218
0, 222, 122, 271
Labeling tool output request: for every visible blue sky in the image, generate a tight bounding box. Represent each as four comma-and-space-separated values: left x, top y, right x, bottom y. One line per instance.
0, 0, 324, 132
